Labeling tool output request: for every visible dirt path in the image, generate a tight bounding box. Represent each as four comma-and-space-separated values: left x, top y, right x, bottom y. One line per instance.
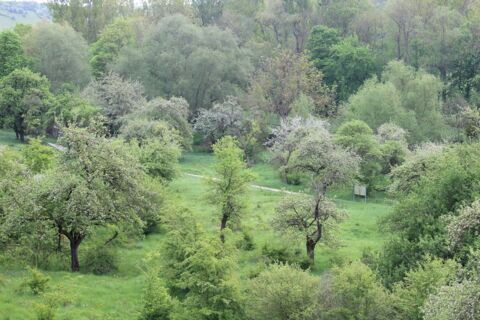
184, 173, 301, 195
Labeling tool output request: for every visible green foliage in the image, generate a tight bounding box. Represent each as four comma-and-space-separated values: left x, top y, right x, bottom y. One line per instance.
25, 22, 91, 91
318, 261, 392, 320
115, 14, 252, 112
83, 72, 145, 135
35, 303, 56, 320
24, 267, 50, 295
0, 68, 53, 142
347, 61, 447, 144
161, 211, 244, 320
83, 246, 118, 275
129, 137, 181, 183
248, 51, 334, 119
336, 120, 382, 189
210, 136, 254, 239
1, 127, 157, 271
22, 138, 55, 173
307, 27, 375, 100
246, 264, 320, 320
140, 270, 174, 320
392, 257, 459, 320
326, 37, 376, 100
0, 29, 28, 78
423, 280, 480, 320
126, 96, 192, 150
378, 143, 480, 284
287, 128, 359, 194
48, 0, 134, 43
50, 91, 101, 129
90, 18, 136, 77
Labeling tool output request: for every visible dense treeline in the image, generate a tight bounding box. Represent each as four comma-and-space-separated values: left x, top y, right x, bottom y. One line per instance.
0, 0, 480, 319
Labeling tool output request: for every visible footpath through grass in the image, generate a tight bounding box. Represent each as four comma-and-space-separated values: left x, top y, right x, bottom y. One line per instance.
0, 141, 392, 319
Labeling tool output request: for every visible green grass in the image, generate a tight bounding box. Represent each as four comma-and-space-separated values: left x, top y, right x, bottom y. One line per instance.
0, 149, 392, 318
0, 129, 20, 147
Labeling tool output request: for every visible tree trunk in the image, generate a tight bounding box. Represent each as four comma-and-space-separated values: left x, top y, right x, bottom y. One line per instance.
306, 238, 316, 263
220, 213, 228, 243
67, 235, 83, 272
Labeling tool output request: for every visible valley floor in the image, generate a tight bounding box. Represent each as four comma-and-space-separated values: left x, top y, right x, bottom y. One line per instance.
0, 132, 392, 319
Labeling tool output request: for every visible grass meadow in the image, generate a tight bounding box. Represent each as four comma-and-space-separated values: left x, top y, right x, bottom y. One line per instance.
0, 130, 392, 319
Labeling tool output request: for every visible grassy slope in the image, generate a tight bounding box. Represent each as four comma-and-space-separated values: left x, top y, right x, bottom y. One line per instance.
0, 132, 392, 319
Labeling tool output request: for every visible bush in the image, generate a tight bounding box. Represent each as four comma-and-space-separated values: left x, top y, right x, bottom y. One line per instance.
83, 246, 118, 275
236, 231, 255, 251
261, 243, 311, 270
35, 303, 56, 320
24, 267, 50, 295
140, 270, 174, 320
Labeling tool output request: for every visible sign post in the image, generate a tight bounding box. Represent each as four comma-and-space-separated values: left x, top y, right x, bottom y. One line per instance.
353, 184, 367, 203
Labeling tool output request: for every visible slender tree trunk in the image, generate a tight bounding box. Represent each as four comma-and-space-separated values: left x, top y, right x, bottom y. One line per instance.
306, 238, 316, 263
220, 213, 228, 243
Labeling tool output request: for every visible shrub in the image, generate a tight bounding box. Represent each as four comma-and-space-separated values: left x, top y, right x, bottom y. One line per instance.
236, 231, 255, 251
83, 246, 118, 275
25, 267, 50, 295
139, 270, 174, 320
261, 243, 311, 270
35, 303, 56, 320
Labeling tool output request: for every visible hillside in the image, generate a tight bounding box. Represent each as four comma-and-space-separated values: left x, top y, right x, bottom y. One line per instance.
0, 1, 50, 30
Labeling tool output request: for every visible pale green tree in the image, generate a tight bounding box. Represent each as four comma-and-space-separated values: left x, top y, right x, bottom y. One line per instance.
25, 22, 91, 91
209, 136, 254, 242
0, 68, 53, 142
246, 264, 320, 320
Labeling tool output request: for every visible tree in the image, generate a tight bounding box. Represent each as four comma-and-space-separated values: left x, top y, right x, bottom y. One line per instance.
140, 269, 175, 320
129, 137, 181, 183
194, 96, 262, 161
48, 0, 135, 43
0, 29, 28, 78
317, 261, 393, 320
1, 127, 154, 271
319, 0, 372, 35
376, 122, 408, 144
90, 18, 136, 78
267, 116, 328, 184
456, 105, 480, 140
25, 22, 91, 91
392, 257, 459, 320
48, 91, 101, 131
115, 14, 252, 113
388, 142, 444, 197
347, 61, 447, 144
325, 37, 376, 100
192, 0, 224, 26
209, 136, 254, 242
83, 72, 145, 135
0, 68, 53, 142
22, 138, 56, 173
249, 52, 332, 119
274, 193, 345, 262
246, 264, 320, 320
378, 143, 480, 285
287, 128, 359, 196
306, 28, 376, 100
161, 211, 244, 320
256, 0, 318, 53
274, 129, 358, 262
447, 199, 480, 249
423, 281, 480, 320
336, 120, 382, 189
128, 96, 192, 150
